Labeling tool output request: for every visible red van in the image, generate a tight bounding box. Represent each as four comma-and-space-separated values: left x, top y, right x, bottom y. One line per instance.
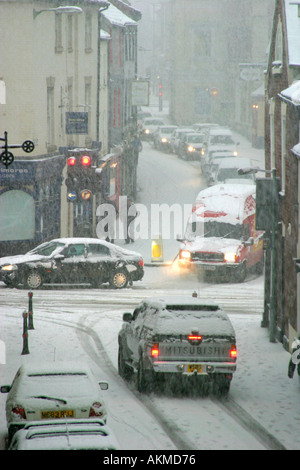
177, 184, 264, 282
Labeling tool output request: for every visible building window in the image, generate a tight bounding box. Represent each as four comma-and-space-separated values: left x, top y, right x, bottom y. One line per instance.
46, 77, 55, 147
85, 13, 92, 53
55, 13, 63, 53
67, 15, 73, 52
0, 190, 35, 241
85, 77, 92, 134
193, 29, 211, 59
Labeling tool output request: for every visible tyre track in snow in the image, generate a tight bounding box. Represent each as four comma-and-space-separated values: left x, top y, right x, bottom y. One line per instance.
2, 288, 283, 450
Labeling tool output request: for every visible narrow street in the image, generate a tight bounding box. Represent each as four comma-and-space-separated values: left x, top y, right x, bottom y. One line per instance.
1, 139, 300, 450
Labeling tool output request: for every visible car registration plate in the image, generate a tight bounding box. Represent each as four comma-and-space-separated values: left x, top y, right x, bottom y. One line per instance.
41, 410, 74, 419
202, 265, 216, 271
187, 364, 203, 373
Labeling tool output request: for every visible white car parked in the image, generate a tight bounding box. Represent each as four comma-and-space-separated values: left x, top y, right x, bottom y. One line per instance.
1, 362, 109, 443
8, 419, 120, 450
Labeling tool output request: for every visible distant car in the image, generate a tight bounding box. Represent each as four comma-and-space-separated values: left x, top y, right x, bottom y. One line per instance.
8, 419, 120, 450
215, 157, 256, 184
1, 362, 109, 443
192, 123, 220, 135
141, 118, 165, 140
205, 151, 237, 183
153, 125, 178, 151
118, 296, 237, 396
201, 127, 239, 173
0, 237, 144, 289
170, 128, 194, 154
177, 133, 206, 160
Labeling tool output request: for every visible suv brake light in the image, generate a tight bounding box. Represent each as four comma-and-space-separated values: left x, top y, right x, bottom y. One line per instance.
230, 345, 237, 360
151, 343, 159, 358
138, 258, 144, 267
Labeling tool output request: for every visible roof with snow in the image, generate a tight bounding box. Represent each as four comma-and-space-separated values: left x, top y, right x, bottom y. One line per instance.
279, 80, 300, 105
102, 3, 137, 27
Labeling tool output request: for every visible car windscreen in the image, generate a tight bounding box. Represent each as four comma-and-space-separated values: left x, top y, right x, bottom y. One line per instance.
28, 242, 65, 257
217, 169, 254, 182
210, 135, 234, 145
185, 221, 243, 240
187, 135, 204, 143
21, 373, 93, 398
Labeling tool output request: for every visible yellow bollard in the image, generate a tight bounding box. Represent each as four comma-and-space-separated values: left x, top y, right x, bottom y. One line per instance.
151, 234, 164, 262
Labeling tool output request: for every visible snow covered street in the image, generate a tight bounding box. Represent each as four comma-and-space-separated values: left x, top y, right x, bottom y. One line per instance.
1, 137, 299, 451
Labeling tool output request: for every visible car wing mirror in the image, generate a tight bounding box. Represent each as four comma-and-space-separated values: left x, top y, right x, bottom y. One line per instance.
1, 385, 11, 393
176, 234, 184, 242
245, 237, 254, 246
99, 381, 109, 391
54, 254, 65, 261
123, 312, 133, 322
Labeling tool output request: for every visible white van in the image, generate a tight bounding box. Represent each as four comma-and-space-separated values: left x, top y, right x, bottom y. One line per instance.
177, 184, 264, 282
201, 128, 239, 173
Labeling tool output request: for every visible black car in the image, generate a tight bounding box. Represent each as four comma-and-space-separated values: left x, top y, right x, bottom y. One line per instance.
0, 238, 144, 289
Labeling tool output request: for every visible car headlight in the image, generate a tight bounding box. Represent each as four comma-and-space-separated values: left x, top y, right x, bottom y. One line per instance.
161, 137, 168, 143
145, 129, 150, 134
1, 264, 17, 272
188, 145, 195, 152
234, 150, 238, 156
224, 252, 237, 263
180, 250, 191, 260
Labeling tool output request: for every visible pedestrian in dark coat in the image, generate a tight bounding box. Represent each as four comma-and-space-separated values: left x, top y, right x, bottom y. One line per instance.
288, 336, 300, 378
125, 198, 138, 244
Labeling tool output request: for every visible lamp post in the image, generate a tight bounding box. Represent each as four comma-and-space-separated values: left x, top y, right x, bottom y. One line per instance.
33, 6, 83, 19
96, 1, 110, 142
238, 166, 279, 342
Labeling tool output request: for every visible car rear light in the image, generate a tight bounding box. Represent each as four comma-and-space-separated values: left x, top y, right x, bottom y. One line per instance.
138, 258, 144, 267
89, 402, 104, 417
151, 343, 159, 358
81, 155, 91, 166
67, 156, 76, 166
188, 335, 202, 342
12, 405, 26, 420
230, 345, 237, 360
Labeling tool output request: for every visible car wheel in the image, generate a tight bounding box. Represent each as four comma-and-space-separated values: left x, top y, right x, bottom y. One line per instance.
109, 269, 129, 289
137, 357, 153, 393
24, 271, 43, 289
118, 345, 133, 381
213, 375, 231, 397
234, 263, 247, 283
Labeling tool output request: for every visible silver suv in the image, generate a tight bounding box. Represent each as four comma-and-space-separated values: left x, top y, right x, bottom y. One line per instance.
118, 296, 237, 395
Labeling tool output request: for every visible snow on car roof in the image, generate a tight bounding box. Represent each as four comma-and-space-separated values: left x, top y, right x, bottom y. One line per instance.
192, 183, 256, 224
140, 296, 235, 338
209, 127, 232, 136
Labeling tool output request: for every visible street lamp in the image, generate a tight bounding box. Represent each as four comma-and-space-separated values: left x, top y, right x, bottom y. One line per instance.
238, 166, 279, 342
97, 1, 110, 142
33, 6, 83, 19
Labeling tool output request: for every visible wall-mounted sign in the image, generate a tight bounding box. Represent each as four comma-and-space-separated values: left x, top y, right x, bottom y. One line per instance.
66, 112, 88, 135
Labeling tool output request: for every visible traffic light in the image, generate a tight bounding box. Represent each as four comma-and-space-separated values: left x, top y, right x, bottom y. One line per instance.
158, 80, 163, 112
65, 152, 98, 202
